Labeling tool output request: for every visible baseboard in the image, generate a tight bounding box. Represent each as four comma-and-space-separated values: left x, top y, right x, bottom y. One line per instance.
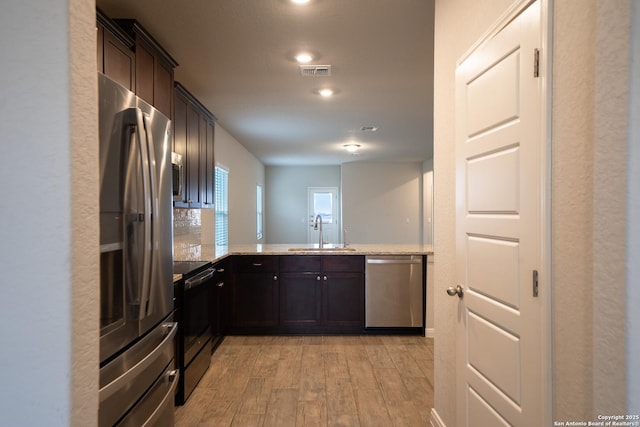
430, 408, 446, 427
425, 327, 435, 338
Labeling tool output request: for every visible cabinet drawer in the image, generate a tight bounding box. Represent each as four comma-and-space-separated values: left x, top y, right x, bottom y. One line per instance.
322, 255, 364, 272
279, 255, 321, 272
233, 255, 279, 272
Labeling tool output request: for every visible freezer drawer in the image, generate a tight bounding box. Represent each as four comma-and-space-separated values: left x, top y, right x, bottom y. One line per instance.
365, 255, 423, 327
99, 319, 177, 426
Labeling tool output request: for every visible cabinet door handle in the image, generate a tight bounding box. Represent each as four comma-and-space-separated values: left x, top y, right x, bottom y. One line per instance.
253, 263, 263, 267
217, 282, 224, 288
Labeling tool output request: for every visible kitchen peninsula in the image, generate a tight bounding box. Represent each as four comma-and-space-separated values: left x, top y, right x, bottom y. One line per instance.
173, 243, 433, 337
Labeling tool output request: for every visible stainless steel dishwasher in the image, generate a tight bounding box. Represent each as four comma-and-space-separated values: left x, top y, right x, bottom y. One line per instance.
365, 255, 423, 327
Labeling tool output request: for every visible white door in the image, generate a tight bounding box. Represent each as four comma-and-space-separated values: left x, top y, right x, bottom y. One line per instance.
307, 187, 339, 245
454, 1, 549, 426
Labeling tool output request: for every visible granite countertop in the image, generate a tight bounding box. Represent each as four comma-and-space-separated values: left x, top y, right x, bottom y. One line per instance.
174, 243, 434, 264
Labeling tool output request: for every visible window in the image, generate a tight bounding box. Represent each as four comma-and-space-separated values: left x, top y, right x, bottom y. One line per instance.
256, 185, 263, 240
215, 167, 229, 246
313, 191, 333, 223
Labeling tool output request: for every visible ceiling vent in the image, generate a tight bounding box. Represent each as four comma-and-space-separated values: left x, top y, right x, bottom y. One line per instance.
299, 65, 332, 77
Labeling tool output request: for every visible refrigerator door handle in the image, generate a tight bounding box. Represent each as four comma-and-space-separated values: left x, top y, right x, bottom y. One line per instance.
134, 108, 153, 321
141, 113, 158, 318
122, 108, 151, 316
99, 322, 177, 402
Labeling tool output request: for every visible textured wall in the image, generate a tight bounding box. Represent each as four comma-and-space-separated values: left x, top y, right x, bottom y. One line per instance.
0, 0, 98, 424
591, 0, 630, 417
434, 0, 633, 424
627, 1, 640, 414
553, 0, 631, 419
70, 0, 100, 425
551, 0, 597, 419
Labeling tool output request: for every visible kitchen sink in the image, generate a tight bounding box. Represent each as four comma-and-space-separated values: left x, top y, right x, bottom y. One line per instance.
288, 247, 357, 252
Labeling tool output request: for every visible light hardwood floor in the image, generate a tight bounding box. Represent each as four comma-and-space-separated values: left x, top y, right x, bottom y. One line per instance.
175, 335, 434, 426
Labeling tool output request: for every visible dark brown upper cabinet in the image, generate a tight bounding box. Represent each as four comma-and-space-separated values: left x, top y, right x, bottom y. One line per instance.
97, 10, 135, 91
114, 19, 178, 118
173, 83, 217, 209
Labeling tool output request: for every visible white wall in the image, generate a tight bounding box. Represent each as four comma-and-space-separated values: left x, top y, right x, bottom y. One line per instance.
590, 1, 631, 416
214, 125, 265, 244
551, 0, 596, 417
265, 165, 341, 244
342, 162, 423, 244
0, 0, 98, 425
434, 0, 634, 424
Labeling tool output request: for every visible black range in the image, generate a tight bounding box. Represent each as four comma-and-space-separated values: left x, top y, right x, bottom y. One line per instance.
173, 260, 214, 405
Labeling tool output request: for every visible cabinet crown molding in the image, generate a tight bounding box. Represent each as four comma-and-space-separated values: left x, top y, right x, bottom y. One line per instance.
97, 8, 134, 49
175, 82, 217, 123
114, 18, 179, 68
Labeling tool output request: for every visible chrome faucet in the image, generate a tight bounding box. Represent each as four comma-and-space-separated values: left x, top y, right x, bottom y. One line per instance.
313, 214, 324, 248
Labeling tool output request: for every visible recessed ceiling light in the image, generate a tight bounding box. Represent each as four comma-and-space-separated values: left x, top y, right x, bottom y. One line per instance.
295, 53, 313, 63
318, 88, 334, 97
343, 143, 361, 153
291, 0, 310, 4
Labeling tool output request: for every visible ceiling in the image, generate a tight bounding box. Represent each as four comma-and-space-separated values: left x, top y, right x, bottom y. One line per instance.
96, 0, 435, 166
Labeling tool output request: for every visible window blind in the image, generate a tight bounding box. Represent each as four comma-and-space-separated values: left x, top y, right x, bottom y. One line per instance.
215, 167, 229, 246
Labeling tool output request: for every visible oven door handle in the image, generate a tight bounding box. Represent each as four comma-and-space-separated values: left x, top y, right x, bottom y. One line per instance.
185, 267, 215, 290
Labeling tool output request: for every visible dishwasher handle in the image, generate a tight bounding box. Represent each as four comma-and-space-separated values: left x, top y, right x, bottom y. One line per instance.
366, 258, 422, 265
185, 267, 215, 289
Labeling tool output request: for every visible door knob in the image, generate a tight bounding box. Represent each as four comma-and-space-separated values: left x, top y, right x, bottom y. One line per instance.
447, 284, 464, 298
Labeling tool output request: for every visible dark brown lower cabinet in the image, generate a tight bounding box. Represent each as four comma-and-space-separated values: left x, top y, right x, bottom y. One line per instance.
210, 259, 229, 351
280, 272, 322, 330
231, 256, 280, 331
230, 255, 364, 334
323, 271, 364, 331
233, 272, 279, 328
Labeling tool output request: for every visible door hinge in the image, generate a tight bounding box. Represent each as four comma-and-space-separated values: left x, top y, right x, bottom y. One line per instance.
533, 270, 539, 297
533, 48, 540, 78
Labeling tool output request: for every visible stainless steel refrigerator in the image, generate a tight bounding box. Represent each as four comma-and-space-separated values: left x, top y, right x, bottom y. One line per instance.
98, 73, 177, 426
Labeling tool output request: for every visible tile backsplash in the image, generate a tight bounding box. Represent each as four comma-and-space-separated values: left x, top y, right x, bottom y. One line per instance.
173, 208, 201, 246
173, 208, 215, 260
